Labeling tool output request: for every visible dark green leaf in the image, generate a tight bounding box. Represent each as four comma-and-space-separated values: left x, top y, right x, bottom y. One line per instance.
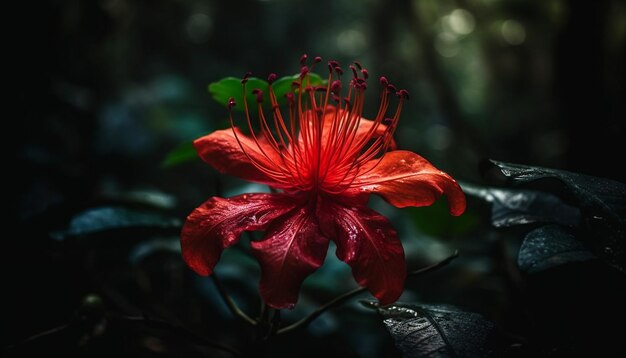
367, 301, 496, 358
488, 160, 626, 225
52, 207, 181, 240
518, 225, 595, 273
161, 140, 198, 168
462, 182, 581, 228
488, 160, 625, 272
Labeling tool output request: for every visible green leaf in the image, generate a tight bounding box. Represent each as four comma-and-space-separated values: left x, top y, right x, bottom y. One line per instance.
462, 182, 581, 228
518, 225, 595, 273
161, 140, 198, 168
488, 160, 626, 225
207, 73, 326, 111
487, 160, 626, 272
366, 301, 497, 357
208, 77, 269, 111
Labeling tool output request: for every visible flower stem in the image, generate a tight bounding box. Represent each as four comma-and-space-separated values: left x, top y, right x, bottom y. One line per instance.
210, 274, 257, 326
277, 250, 459, 335
257, 304, 280, 340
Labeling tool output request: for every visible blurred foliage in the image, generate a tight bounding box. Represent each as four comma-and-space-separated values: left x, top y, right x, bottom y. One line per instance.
10, 0, 626, 356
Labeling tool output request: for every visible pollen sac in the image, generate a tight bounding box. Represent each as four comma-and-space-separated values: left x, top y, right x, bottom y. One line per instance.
349, 65, 358, 78
397, 89, 410, 100
227, 97, 236, 110
252, 89, 264, 103
267, 73, 277, 84
285, 93, 295, 105
380, 76, 389, 86
314, 56, 322, 64
300, 53, 308, 66
241, 71, 252, 84
331, 80, 342, 94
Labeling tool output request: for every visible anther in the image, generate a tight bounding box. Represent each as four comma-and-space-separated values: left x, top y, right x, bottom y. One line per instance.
300, 54, 308, 66
252, 88, 264, 103
380, 76, 388, 86
267, 73, 277, 84
397, 89, 410, 100
285, 93, 295, 105
241, 71, 252, 84
349, 65, 358, 78
227, 97, 236, 110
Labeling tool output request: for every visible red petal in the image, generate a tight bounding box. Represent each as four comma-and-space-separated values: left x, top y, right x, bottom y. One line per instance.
181, 193, 297, 276
251, 206, 329, 309
354, 150, 466, 215
194, 127, 284, 187
319, 201, 406, 305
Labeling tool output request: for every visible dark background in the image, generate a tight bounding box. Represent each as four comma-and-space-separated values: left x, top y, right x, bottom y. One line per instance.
8, 0, 626, 357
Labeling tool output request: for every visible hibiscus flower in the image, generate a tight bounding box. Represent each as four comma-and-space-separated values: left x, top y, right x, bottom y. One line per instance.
181, 56, 466, 309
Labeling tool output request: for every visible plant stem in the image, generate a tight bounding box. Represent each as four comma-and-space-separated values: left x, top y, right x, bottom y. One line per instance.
277, 250, 459, 335
257, 304, 280, 340
210, 274, 257, 326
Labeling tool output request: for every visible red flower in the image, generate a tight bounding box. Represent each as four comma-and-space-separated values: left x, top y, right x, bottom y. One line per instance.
181, 56, 466, 309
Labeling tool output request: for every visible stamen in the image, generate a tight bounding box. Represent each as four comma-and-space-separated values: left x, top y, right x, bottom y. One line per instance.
330, 80, 342, 94
267, 73, 277, 84
227, 97, 236, 110
241, 72, 252, 84
226, 57, 407, 195
252, 88, 264, 103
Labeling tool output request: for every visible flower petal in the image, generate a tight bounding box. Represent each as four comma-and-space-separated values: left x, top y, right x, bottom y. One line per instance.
181, 193, 297, 276
354, 150, 466, 215
251, 206, 329, 309
194, 127, 283, 186
319, 201, 406, 305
